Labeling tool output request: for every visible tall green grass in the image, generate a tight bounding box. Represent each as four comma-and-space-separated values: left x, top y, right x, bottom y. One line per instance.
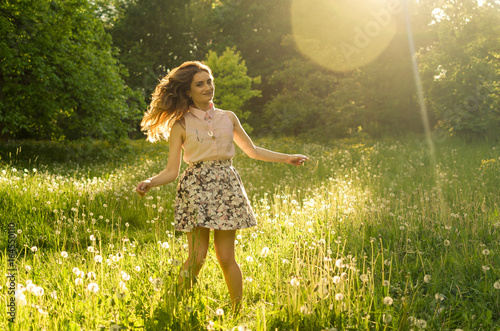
0, 136, 499, 330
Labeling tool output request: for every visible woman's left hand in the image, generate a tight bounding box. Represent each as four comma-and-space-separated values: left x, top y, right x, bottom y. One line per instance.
287, 154, 309, 166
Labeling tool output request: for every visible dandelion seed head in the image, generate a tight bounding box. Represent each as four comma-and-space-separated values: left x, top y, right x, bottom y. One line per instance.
332, 276, 341, 284
94, 255, 103, 263
61, 251, 68, 258
424, 274, 431, 283
75, 278, 83, 285
33, 286, 44, 296
290, 277, 300, 286
335, 293, 344, 301
26, 283, 36, 293
215, 308, 224, 316
493, 281, 500, 289
383, 296, 393, 305
87, 282, 99, 293
31, 246, 38, 252
443, 239, 450, 246
482, 249, 490, 256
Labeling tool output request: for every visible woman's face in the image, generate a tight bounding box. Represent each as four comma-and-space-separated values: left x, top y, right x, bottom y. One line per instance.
188, 71, 214, 109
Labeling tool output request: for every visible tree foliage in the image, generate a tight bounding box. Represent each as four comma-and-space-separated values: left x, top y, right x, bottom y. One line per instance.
205, 47, 261, 133
1, 0, 499, 141
418, 0, 500, 139
0, 0, 143, 141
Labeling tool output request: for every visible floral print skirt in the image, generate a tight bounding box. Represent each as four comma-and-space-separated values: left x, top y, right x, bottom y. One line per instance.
174, 159, 257, 232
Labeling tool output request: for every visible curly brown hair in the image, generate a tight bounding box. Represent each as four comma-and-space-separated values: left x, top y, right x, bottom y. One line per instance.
141, 61, 213, 142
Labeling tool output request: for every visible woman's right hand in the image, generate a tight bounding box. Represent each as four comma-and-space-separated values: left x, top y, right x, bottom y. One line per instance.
136, 179, 152, 197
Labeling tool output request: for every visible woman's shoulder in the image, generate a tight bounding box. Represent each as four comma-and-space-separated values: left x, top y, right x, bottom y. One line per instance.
217, 108, 237, 122
173, 117, 186, 130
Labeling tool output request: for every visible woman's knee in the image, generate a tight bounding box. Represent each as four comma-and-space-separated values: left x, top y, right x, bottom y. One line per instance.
216, 252, 237, 269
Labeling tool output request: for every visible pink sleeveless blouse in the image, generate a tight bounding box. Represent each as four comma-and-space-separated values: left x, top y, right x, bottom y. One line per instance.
181, 104, 236, 163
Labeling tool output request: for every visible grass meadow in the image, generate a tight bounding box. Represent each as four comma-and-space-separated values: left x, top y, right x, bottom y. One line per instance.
0, 136, 499, 330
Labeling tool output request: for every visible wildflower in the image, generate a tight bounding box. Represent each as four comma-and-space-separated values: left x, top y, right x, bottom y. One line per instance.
121, 271, 130, 281
26, 283, 36, 293
335, 259, 343, 268
184, 305, 193, 313
207, 321, 215, 331
245, 277, 253, 282
493, 281, 500, 289
134, 266, 141, 272
87, 271, 96, 280
299, 305, 309, 314
360, 274, 369, 282
75, 278, 83, 285
31, 246, 38, 252
435, 293, 445, 301
90, 235, 96, 241
87, 283, 99, 293
161, 242, 169, 249
38, 307, 49, 315
251, 233, 257, 239
424, 275, 431, 283
482, 249, 490, 256
282, 259, 290, 264
116, 290, 127, 300
260, 247, 269, 257
215, 308, 224, 316
335, 293, 344, 301
94, 255, 103, 263
61, 251, 68, 258
482, 265, 490, 272
172, 259, 182, 267
50, 291, 57, 299
383, 296, 393, 305
72, 267, 80, 275
383, 314, 393, 323
87, 246, 94, 253
332, 276, 341, 284
290, 277, 300, 286
33, 286, 44, 296
119, 281, 127, 291
151, 278, 163, 290
416, 319, 427, 329
25, 265, 32, 272
443, 239, 450, 246
383, 280, 390, 287
246, 256, 254, 262
17, 294, 27, 306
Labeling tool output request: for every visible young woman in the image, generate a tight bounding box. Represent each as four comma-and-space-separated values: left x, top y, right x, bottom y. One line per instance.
136, 61, 308, 311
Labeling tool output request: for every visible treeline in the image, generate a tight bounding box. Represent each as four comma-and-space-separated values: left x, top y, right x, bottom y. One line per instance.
1, 0, 499, 142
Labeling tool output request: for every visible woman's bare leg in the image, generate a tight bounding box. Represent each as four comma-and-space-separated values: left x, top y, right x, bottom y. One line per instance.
214, 229, 242, 311
177, 227, 210, 291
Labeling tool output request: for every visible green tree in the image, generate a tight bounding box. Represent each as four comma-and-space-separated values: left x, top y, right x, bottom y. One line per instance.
206, 47, 262, 133
0, 0, 143, 141
262, 58, 363, 141
418, 0, 500, 140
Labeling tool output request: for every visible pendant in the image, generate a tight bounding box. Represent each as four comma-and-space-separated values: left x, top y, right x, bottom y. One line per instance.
207, 131, 214, 138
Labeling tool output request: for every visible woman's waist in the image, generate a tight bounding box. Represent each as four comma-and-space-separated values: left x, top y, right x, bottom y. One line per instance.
187, 159, 233, 168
